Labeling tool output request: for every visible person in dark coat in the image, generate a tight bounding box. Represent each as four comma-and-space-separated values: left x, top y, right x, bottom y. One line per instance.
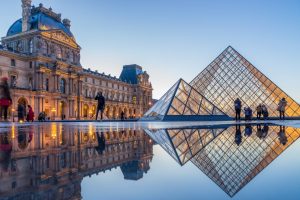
26, 105, 34, 122
234, 98, 242, 121
256, 104, 262, 120
17, 103, 26, 122
120, 111, 125, 121
0, 77, 12, 121
95, 92, 105, 120
277, 98, 287, 120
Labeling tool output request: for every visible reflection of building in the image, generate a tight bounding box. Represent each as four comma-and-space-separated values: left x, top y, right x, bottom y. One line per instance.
144, 46, 300, 120
0, 0, 152, 120
0, 124, 153, 199
145, 125, 300, 196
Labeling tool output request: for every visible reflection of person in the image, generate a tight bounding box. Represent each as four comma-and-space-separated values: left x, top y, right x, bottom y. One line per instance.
234, 98, 242, 121
262, 124, 269, 138
235, 125, 242, 145
244, 124, 252, 136
0, 131, 12, 171
95, 132, 106, 154
0, 77, 12, 121
256, 124, 263, 139
278, 126, 287, 145
95, 92, 105, 120
277, 98, 287, 120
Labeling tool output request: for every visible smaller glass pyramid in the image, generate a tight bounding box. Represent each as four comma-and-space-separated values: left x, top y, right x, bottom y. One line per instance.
142, 79, 230, 121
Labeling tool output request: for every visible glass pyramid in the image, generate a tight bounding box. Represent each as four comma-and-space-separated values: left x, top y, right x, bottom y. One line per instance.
190, 46, 300, 117
142, 79, 229, 121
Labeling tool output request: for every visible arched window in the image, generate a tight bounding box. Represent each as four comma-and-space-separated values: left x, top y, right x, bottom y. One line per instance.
29, 39, 33, 54
60, 78, 66, 94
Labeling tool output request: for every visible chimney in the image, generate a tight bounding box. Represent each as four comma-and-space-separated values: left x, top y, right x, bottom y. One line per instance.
63, 18, 71, 30
21, 0, 32, 32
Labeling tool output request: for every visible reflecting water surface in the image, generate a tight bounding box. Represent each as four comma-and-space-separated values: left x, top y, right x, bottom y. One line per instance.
0, 122, 300, 200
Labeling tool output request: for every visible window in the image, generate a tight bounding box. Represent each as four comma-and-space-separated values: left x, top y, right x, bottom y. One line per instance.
60, 78, 66, 94
29, 61, 32, 68
85, 77, 87, 82
10, 75, 17, 87
85, 89, 88, 97
45, 78, 49, 91
11, 59, 16, 66
29, 39, 33, 54
56, 46, 62, 59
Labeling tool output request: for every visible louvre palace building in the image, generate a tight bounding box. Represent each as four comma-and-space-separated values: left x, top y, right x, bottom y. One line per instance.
0, 0, 152, 120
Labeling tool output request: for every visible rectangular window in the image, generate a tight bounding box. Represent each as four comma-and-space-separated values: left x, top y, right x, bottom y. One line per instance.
45, 78, 49, 91
11, 59, 16, 66
10, 75, 16, 87
29, 61, 32, 68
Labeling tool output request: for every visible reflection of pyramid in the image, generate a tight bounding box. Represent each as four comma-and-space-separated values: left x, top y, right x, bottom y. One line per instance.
142, 79, 230, 121
144, 127, 226, 165
190, 46, 300, 117
144, 125, 300, 197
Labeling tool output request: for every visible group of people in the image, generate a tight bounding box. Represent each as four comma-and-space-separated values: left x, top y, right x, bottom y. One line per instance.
234, 97, 287, 121
0, 77, 34, 122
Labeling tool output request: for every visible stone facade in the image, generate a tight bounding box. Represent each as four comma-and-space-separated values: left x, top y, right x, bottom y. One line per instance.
0, 1, 152, 120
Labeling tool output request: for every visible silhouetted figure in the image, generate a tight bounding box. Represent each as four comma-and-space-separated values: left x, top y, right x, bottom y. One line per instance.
26, 105, 34, 122
262, 105, 269, 120
256, 124, 263, 139
256, 104, 262, 120
278, 126, 287, 145
234, 98, 242, 121
121, 111, 125, 121
0, 77, 12, 121
235, 125, 242, 146
244, 107, 252, 121
17, 103, 26, 122
278, 98, 287, 120
262, 124, 269, 138
95, 92, 105, 120
244, 124, 253, 137
95, 132, 106, 154
0, 131, 12, 171
38, 112, 46, 122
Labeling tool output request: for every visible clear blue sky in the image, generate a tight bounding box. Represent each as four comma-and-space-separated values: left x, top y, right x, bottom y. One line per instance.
1, 0, 300, 100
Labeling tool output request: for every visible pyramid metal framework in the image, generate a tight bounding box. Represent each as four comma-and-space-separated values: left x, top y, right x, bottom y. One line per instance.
190, 46, 300, 117
144, 125, 300, 196
142, 79, 230, 121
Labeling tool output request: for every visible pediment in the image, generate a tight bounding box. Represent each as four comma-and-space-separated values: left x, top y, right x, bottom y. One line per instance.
40, 29, 80, 49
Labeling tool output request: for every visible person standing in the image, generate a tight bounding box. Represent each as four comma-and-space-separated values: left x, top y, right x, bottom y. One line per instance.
0, 77, 12, 121
26, 105, 34, 122
17, 103, 25, 122
234, 98, 242, 121
278, 98, 287, 120
256, 104, 262, 120
95, 92, 105, 120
